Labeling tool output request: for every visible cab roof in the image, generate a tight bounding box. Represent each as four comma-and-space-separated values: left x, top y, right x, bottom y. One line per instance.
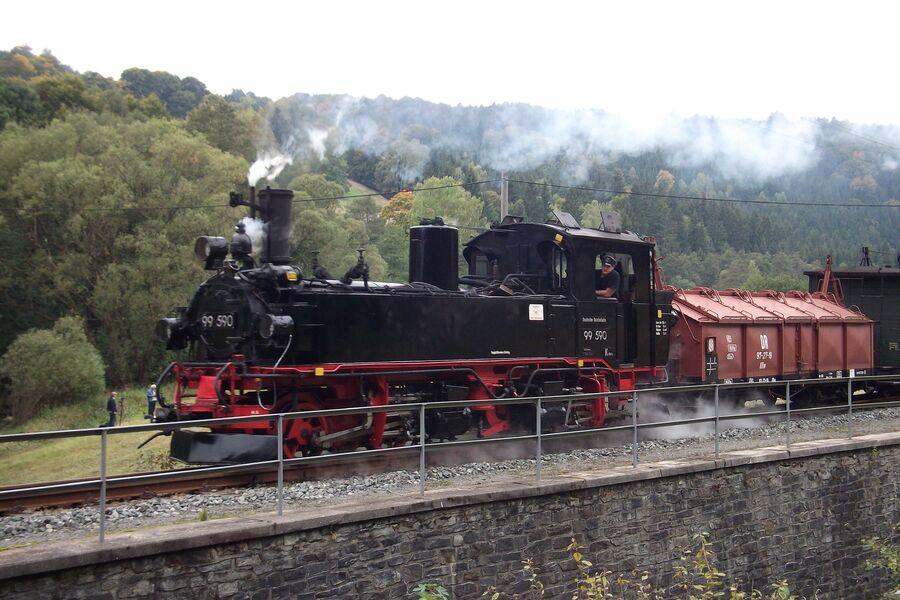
465, 221, 653, 248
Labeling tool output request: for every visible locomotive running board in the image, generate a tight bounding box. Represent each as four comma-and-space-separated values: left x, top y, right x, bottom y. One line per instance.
170, 430, 278, 465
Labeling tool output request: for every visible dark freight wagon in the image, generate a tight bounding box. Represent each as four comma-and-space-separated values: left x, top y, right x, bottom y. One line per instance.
805, 263, 900, 372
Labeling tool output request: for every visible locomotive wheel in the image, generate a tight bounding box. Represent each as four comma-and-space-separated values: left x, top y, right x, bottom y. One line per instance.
281, 402, 329, 458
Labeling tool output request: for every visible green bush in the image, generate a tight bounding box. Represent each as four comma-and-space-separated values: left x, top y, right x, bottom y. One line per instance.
0, 316, 106, 423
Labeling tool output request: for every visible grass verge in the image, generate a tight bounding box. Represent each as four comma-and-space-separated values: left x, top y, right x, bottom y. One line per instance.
0, 386, 175, 486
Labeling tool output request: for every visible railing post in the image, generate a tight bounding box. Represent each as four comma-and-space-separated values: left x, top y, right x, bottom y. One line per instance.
631, 390, 638, 467
847, 377, 853, 439
277, 414, 284, 516
419, 403, 426, 498
99, 429, 107, 544
785, 381, 791, 449
714, 385, 720, 459
535, 398, 542, 482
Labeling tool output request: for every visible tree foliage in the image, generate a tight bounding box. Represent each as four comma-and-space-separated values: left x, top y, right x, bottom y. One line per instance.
0, 77, 41, 128
287, 174, 387, 280
0, 111, 245, 384
120, 67, 208, 117
186, 94, 261, 160
31, 74, 102, 123
0, 316, 106, 423
410, 176, 485, 231
0, 46, 71, 79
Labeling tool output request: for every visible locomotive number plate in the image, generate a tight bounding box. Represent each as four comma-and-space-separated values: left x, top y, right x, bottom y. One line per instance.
200, 313, 236, 330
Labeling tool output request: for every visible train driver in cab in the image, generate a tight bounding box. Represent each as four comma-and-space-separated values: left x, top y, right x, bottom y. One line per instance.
595, 255, 619, 299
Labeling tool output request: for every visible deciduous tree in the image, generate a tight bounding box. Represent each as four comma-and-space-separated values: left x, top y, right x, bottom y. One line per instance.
0, 316, 106, 423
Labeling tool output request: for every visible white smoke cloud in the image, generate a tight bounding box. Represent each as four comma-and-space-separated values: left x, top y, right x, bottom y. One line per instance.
308, 128, 329, 160
247, 150, 293, 186
265, 94, 900, 185
239, 217, 266, 256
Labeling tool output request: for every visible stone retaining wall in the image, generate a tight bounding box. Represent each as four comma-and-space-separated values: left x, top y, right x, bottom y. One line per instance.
1, 433, 897, 599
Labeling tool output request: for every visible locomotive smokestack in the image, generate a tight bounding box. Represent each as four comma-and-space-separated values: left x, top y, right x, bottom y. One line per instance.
229, 187, 295, 265
257, 187, 294, 265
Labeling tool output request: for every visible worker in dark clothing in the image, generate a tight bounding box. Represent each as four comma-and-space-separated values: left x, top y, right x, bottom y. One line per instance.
102, 391, 118, 427
595, 256, 620, 299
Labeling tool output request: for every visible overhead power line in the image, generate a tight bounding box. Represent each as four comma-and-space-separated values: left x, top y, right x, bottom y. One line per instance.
292, 179, 500, 204
507, 179, 900, 209
2, 176, 897, 215
829, 122, 900, 152
0, 179, 501, 215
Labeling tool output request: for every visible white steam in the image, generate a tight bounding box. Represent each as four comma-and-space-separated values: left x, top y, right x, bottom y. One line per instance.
636, 392, 774, 441
308, 128, 329, 160
263, 94, 900, 190
247, 151, 293, 186
266, 95, 835, 183
239, 217, 266, 256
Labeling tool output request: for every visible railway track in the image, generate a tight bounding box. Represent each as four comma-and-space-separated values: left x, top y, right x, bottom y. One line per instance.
0, 451, 418, 513
3, 395, 897, 514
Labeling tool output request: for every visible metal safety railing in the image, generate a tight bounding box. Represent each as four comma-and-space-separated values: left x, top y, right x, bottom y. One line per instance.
0, 373, 898, 543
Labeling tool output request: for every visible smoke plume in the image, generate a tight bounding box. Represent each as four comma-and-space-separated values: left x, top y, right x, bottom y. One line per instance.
239, 217, 266, 256
264, 94, 888, 183
247, 150, 293, 186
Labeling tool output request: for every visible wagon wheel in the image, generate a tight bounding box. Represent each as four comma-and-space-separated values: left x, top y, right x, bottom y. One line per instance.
788, 386, 817, 410
280, 401, 329, 458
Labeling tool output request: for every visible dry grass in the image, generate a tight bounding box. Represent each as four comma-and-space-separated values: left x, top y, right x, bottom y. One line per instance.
0, 387, 173, 486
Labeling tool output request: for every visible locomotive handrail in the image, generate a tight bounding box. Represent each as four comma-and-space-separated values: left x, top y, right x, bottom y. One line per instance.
210, 365, 505, 401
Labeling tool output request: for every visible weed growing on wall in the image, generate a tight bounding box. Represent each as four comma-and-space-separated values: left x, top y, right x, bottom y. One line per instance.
416, 533, 806, 599
863, 523, 900, 598
412, 583, 449, 600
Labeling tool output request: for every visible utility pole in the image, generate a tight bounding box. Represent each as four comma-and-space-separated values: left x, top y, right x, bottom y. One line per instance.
500, 172, 509, 220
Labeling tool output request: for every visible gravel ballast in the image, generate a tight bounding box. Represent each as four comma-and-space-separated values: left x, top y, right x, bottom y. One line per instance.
2, 406, 898, 549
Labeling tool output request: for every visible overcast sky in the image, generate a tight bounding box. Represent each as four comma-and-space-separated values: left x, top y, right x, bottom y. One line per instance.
2, 0, 897, 124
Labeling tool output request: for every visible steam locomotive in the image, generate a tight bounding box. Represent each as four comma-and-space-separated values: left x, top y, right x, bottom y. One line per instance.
155, 186, 894, 464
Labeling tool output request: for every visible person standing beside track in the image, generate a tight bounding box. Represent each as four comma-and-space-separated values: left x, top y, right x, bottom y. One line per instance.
145, 384, 158, 420
101, 391, 117, 427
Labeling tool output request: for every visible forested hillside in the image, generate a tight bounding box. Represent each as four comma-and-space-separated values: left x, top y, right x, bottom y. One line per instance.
0, 45, 897, 394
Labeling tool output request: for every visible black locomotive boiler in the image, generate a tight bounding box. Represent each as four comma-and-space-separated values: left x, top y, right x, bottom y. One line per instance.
156, 187, 674, 463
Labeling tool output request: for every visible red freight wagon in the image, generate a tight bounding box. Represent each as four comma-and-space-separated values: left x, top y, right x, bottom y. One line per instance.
670, 287, 873, 384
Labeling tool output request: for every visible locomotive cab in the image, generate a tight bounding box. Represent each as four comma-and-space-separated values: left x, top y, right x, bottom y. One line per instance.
464, 219, 673, 371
